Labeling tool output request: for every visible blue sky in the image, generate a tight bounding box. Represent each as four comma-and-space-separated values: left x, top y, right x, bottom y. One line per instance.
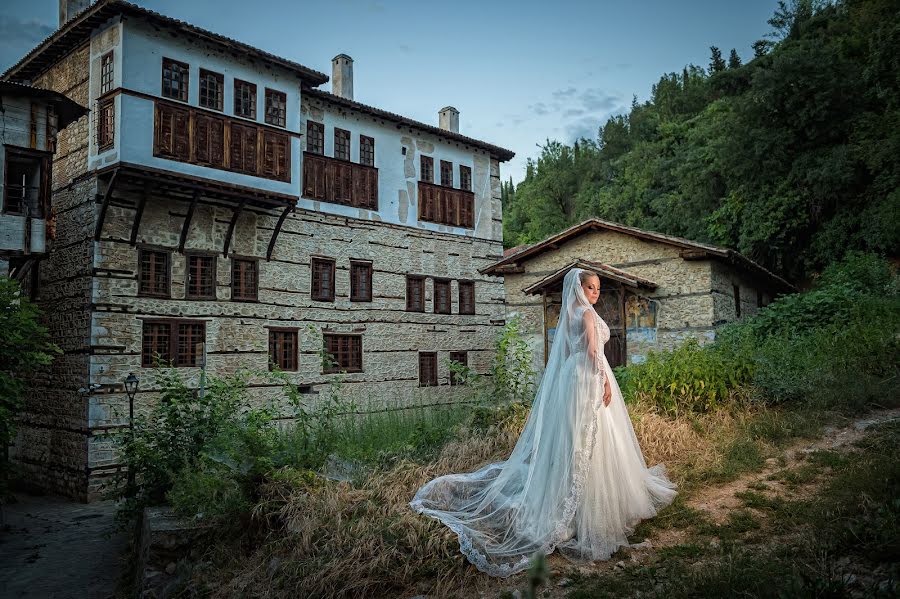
1, 0, 780, 182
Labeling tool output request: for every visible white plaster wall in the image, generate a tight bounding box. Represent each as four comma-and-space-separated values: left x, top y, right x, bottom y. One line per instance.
300, 97, 500, 242
102, 19, 301, 195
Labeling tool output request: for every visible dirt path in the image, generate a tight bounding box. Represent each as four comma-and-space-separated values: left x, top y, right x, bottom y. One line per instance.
472, 406, 900, 599
0, 494, 127, 599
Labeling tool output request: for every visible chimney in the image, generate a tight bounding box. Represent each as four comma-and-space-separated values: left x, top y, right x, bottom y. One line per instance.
59, 0, 92, 28
331, 54, 354, 101
439, 106, 459, 133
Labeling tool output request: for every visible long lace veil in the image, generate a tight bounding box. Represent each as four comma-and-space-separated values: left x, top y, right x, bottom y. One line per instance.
410, 267, 615, 576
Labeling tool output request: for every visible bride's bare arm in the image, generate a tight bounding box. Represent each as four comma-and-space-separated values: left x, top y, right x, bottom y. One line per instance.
583, 309, 611, 405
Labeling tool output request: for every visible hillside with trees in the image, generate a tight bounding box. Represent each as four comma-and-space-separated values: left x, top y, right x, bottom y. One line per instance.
503, 0, 899, 282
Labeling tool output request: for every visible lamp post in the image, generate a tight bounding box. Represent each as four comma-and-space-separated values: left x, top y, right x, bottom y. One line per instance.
124, 373, 139, 487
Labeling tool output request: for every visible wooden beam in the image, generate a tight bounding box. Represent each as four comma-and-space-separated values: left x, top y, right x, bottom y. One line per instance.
94, 169, 119, 242
266, 205, 293, 261
129, 190, 147, 246
222, 200, 245, 257
178, 190, 200, 253
542, 290, 549, 367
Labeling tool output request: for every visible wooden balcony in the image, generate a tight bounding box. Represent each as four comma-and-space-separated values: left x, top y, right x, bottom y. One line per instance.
302, 152, 378, 210
418, 180, 474, 228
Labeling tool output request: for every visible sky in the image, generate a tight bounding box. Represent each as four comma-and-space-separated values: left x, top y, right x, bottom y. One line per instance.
1, 0, 781, 183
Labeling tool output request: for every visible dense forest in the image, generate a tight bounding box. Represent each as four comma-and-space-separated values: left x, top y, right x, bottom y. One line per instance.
502, 0, 899, 282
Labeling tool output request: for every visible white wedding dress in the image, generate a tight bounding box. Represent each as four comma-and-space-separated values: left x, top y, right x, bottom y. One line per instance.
410, 267, 677, 577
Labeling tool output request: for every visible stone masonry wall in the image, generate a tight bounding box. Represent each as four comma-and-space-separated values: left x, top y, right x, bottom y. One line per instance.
11, 43, 96, 500
500, 229, 717, 372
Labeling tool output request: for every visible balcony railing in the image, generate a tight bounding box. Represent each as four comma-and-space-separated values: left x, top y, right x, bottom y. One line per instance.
302, 152, 378, 210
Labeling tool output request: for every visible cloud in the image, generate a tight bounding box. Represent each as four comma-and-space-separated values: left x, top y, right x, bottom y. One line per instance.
0, 17, 55, 72
398, 44, 413, 54
528, 102, 550, 116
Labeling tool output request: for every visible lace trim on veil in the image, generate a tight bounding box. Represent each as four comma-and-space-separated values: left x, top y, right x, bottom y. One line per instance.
409, 375, 605, 578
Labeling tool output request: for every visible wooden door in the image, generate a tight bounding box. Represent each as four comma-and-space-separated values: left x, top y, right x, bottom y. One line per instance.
595, 280, 626, 368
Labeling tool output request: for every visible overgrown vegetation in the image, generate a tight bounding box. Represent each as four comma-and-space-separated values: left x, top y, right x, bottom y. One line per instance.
0, 276, 59, 500
503, 0, 900, 282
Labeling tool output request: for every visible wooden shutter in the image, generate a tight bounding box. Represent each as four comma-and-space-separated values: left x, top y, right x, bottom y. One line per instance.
434, 279, 451, 314
460, 192, 473, 228
458, 281, 475, 314
263, 131, 290, 181
194, 113, 225, 168
303, 154, 327, 200
154, 103, 190, 160
229, 122, 258, 175
419, 352, 437, 387
332, 161, 353, 205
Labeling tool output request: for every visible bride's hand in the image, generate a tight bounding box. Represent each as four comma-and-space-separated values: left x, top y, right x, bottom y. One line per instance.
603, 382, 612, 407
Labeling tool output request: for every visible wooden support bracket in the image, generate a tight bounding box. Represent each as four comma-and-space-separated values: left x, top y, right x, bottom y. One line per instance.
266, 205, 293, 261
129, 190, 148, 246
222, 200, 246, 257
178, 190, 200, 253
93, 168, 119, 242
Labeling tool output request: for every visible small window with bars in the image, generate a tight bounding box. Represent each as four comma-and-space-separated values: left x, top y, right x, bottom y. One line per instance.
460, 165, 472, 191
100, 51, 114, 94
350, 260, 372, 302
420, 155, 434, 183
323, 333, 362, 373
359, 135, 374, 166
440, 160, 453, 187
307, 120, 324, 154
231, 258, 258, 302
406, 275, 425, 312
97, 98, 115, 150
199, 69, 224, 111
138, 248, 170, 297
334, 128, 350, 161
458, 280, 475, 314
161, 57, 189, 102
185, 254, 216, 300
142, 320, 205, 367
449, 351, 468, 386
234, 79, 257, 119
433, 279, 451, 314
419, 352, 438, 387
311, 257, 335, 301
265, 88, 287, 127
269, 328, 298, 371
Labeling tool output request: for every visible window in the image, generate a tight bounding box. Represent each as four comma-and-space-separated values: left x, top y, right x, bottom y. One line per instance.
302, 154, 378, 209
733, 284, 741, 318
193, 113, 225, 168
458, 280, 475, 315
100, 51, 114, 94
138, 249, 170, 297
185, 254, 216, 299
231, 258, 258, 301
460, 165, 472, 192
199, 69, 224, 111
433, 279, 451, 314
265, 88, 286, 127
449, 351, 468, 386
350, 260, 372, 302
269, 329, 298, 371
307, 120, 324, 154
229, 122, 258, 175
154, 103, 190, 161
419, 352, 437, 387
323, 333, 362, 373
262, 130, 290, 181
142, 320, 205, 367
406, 275, 425, 312
97, 98, 115, 150
359, 135, 374, 167
311, 257, 335, 301
420, 155, 434, 183
440, 160, 453, 187
2, 148, 49, 217
417, 183, 474, 228
234, 79, 257, 119
334, 128, 350, 161
161, 58, 189, 102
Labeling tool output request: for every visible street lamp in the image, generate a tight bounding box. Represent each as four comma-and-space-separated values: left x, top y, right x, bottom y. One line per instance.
124, 373, 139, 487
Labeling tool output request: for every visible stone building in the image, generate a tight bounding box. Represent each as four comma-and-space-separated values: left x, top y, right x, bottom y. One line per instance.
3, 0, 513, 500
481, 218, 795, 373
0, 81, 86, 278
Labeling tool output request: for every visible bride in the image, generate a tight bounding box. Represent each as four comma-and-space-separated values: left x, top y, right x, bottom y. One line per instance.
410, 267, 677, 577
